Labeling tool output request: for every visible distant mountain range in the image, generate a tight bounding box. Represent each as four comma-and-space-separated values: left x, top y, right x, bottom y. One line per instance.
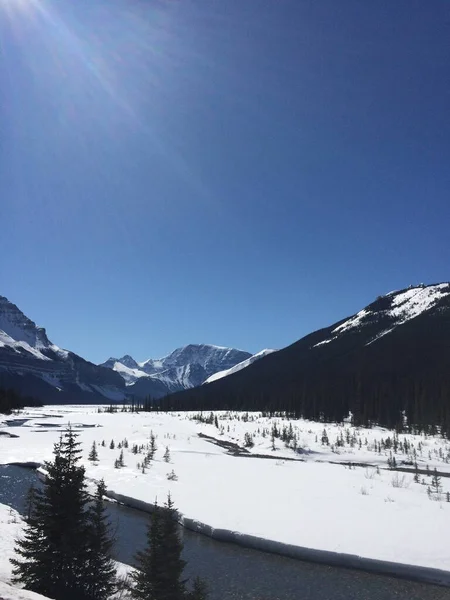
100, 345, 257, 398
3, 283, 450, 433
162, 283, 450, 434
0, 295, 267, 403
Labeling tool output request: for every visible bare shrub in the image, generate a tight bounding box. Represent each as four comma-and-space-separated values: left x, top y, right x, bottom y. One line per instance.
391, 474, 410, 488
364, 468, 376, 480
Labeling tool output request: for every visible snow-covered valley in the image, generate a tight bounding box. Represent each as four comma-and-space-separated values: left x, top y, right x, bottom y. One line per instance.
1, 405, 450, 594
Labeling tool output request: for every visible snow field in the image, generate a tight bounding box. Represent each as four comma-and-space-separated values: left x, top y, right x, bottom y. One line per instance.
0, 406, 449, 576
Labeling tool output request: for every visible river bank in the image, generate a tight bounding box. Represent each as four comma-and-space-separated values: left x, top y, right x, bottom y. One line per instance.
1, 406, 450, 592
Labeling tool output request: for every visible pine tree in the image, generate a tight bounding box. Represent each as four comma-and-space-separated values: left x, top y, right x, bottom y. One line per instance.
164, 446, 171, 463
88, 441, 99, 462
160, 493, 186, 599
131, 501, 166, 600
432, 468, 442, 495
110, 439, 115, 450
131, 494, 187, 600
85, 479, 117, 599
11, 426, 91, 600
149, 432, 157, 459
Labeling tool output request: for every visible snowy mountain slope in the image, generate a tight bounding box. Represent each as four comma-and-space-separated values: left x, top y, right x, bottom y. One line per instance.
314, 283, 450, 348
0, 581, 52, 600
0, 296, 126, 404
204, 349, 277, 384
165, 283, 450, 429
101, 344, 252, 398
101, 360, 149, 385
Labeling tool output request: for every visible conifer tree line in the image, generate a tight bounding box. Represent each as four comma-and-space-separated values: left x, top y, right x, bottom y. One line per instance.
151, 369, 450, 438
11, 426, 208, 600
0, 386, 41, 414
143, 306, 450, 438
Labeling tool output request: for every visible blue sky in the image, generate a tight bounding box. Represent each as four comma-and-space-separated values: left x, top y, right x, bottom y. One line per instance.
1, 0, 449, 364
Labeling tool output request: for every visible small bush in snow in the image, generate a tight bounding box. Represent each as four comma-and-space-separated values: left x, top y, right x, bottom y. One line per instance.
360, 486, 369, 496
167, 470, 178, 481
164, 446, 171, 463
244, 432, 254, 448
391, 474, 410, 488
364, 468, 376, 480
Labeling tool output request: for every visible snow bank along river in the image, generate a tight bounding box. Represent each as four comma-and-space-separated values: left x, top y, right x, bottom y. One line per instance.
1, 465, 449, 600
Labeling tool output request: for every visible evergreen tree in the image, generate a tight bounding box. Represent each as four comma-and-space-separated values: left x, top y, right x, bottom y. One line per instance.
85, 479, 117, 600
432, 468, 442, 495
149, 432, 157, 459
131, 501, 165, 600
160, 493, 186, 599
11, 426, 91, 600
164, 446, 171, 463
131, 494, 187, 600
88, 441, 99, 462
11, 427, 116, 600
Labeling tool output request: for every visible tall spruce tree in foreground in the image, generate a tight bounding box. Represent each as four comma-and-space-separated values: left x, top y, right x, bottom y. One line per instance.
11, 426, 116, 600
131, 494, 207, 600
85, 479, 117, 599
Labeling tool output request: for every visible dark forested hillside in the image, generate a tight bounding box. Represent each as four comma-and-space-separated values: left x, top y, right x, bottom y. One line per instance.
160, 285, 450, 436
0, 387, 42, 414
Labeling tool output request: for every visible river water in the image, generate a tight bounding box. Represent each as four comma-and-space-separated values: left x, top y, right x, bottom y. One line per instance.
1, 465, 449, 600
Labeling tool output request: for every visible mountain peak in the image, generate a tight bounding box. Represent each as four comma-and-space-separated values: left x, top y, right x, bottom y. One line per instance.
0, 295, 51, 349
102, 343, 252, 396
0, 294, 126, 404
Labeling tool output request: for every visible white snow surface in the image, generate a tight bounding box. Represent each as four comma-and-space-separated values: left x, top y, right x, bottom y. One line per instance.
389, 284, 449, 319
204, 349, 277, 383
332, 309, 370, 335
0, 580, 51, 600
1, 406, 450, 577
0, 504, 52, 599
110, 361, 149, 385
0, 331, 52, 362
319, 284, 450, 346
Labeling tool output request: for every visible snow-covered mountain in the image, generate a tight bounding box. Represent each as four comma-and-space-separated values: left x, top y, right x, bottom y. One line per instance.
312, 283, 450, 349
0, 296, 126, 404
100, 344, 252, 398
204, 349, 277, 384
166, 283, 450, 429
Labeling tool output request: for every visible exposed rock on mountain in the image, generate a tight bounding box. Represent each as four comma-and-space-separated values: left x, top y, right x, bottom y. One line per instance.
0, 296, 125, 404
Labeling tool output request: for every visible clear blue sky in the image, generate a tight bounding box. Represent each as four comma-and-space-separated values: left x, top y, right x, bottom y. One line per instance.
1, 0, 449, 364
